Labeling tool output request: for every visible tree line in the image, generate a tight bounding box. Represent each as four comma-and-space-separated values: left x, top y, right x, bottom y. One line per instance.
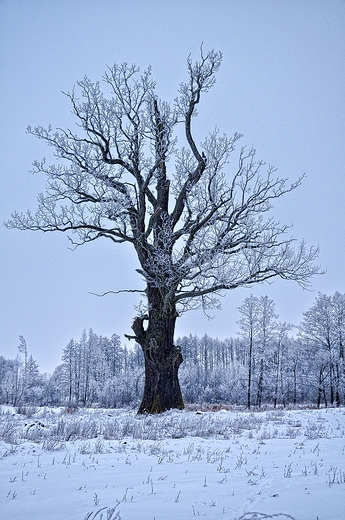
1, 291, 344, 409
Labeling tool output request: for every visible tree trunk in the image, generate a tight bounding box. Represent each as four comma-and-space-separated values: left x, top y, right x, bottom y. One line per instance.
256, 357, 264, 407
329, 361, 334, 405
247, 337, 253, 409
139, 344, 184, 414
293, 365, 297, 405
131, 299, 185, 414
335, 363, 341, 407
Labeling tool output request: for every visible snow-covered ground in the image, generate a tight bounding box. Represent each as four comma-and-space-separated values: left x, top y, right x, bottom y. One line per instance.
0, 406, 344, 520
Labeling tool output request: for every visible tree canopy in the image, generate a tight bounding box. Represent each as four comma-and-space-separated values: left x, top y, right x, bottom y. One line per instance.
6, 48, 322, 413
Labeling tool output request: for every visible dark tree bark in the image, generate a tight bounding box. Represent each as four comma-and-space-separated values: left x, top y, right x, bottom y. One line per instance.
131, 293, 184, 414
256, 357, 264, 408
139, 342, 184, 414
247, 335, 253, 409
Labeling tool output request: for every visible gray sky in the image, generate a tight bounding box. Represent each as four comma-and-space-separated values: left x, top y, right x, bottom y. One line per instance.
1, 0, 344, 372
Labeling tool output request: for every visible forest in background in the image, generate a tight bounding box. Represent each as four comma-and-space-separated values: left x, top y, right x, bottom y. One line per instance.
1, 291, 344, 410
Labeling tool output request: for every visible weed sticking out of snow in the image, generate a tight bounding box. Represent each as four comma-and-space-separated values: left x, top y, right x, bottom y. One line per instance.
0, 407, 344, 519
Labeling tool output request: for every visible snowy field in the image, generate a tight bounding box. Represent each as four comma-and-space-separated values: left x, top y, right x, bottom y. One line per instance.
0, 406, 344, 520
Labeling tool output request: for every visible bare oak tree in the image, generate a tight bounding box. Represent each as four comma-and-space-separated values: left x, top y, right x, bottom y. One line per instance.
6, 49, 321, 413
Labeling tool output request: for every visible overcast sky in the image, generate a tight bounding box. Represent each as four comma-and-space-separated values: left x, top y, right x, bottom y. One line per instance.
0, 0, 344, 372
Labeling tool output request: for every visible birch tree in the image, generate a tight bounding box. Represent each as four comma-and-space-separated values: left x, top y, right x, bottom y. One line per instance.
6, 48, 321, 413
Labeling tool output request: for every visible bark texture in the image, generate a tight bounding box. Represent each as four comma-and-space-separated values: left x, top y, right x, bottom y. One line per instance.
132, 306, 184, 414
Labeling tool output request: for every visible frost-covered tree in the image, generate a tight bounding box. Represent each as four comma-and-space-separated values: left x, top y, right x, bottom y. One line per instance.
0, 356, 23, 405
331, 292, 345, 405
60, 329, 109, 406
100, 333, 123, 377
271, 322, 293, 408
24, 354, 43, 403
238, 295, 294, 408
300, 293, 336, 405
237, 295, 259, 408
18, 335, 28, 400
299, 292, 345, 406
255, 296, 279, 407
6, 48, 321, 413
